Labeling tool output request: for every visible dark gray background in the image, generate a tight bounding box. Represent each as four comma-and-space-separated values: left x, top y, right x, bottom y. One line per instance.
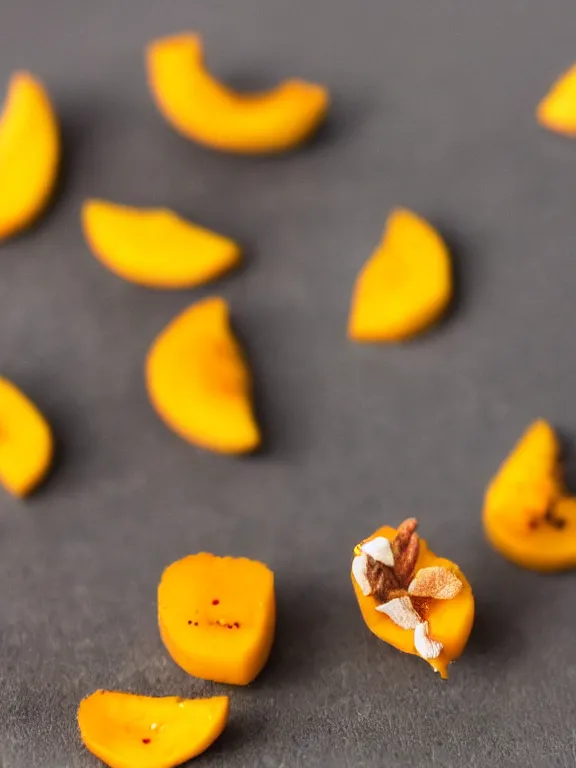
1, 1, 576, 766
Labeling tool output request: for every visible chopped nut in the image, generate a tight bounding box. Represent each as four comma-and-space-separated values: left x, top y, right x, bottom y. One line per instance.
408, 566, 462, 600
352, 554, 372, 596
414, 621, 443, 659
375, 596, 420, 629
361, 536, 394, 567
392, 518, 419, 586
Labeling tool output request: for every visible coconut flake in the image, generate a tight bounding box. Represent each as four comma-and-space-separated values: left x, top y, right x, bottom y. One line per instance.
414, 621, 443, 659
352, 554, 371, 595
361, 536, 395, 567
375, 596, 421, 629
408, 566, 462, 600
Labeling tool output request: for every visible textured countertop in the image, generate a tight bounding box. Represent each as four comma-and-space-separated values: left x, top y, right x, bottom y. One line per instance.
2, 1, 576, 766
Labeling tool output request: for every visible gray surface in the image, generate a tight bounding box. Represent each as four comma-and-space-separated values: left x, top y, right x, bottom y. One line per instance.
2, 1, 576, 766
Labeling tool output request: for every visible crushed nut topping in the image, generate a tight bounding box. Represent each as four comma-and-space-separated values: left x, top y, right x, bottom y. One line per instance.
352, 518, 463, 661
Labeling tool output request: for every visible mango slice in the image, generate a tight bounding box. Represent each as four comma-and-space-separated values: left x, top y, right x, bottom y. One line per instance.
146, 32, 329, 154
78, 690, 229, 768
81, 199, 241, 288
0, 377, 53, 496
146, 297, 260, 454
348, 208, 452, 342
158, 552, 275, 685
483, 420, 576, 571
537, 64, 576, 137
351, 522, 474, 678
0, 72, 59, 241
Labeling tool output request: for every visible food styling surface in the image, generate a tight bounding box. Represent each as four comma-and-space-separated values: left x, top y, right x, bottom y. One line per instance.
2, 1, 576, 766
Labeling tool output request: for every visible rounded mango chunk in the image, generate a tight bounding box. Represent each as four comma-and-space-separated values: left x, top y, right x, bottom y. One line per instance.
483, 420, 576, 571
146, 297, 260, 454
348, 208, 452, 342
537, 63, 576, 137
81, 199, 241, 288
0, 72, 59, 241
146, 32, 329, 154
158, 552, 275, 685
351, 523, 474, 678
78, 690, 229, 768
0, 377, 53, 496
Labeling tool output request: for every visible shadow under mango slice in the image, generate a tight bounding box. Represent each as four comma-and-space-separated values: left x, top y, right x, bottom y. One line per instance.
78, 690, 229, 768
0, 377, 53, 496
146, 32, 329, 154
0, 72, 59, 241
483, 420, 576, 571
81, 199, 241, 288
145, 297, 260, 454
351, 519, 474, 678
348, 208, 452, 342
158, 552, 275, 685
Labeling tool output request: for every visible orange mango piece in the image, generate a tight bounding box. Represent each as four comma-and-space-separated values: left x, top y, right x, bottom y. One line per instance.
146, 297, 260, 454
537, 64, 576, 137
351, 522, 474, 678
146, 32, 329, 154
0, 377, 53, 496
81, 199, 241, 288
0, 72, 59, 241
348, 208, 452, 342
78, 690, 229, 768
483, 420, 576, 571
158, 552, 275, 685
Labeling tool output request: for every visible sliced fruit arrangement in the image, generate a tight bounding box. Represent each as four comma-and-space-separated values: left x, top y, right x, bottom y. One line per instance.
81, 199, 241, 288
146, 32, 329, 154
78, 690, 229, 768
483, 420, 576, 571
145, 297, 260, 454
351, 519, 474, 678
0, 377, 53, 496
348, 208, 452, 342
0, 72, 59, 241
537, 63, 576, 137
158, 552, 275, 684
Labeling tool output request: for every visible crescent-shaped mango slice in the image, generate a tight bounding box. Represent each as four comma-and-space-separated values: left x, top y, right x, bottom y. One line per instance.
537, 64, 576, 136
158, 552, 275, 684
0, 377, 53, 496
483, 420, 576, 571
146, 297, 260, 454
81, 199, 241, 288
0, 72, 59, 241
348, 208, 452, 342
146, 32, 329, 154
351, 524, 474, 678
78, 690, 229, 768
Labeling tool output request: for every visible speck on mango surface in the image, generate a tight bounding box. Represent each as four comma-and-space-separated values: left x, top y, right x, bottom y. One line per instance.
158, 552, 275, 685
78, 690, 229, 768
483, 420, 576, 571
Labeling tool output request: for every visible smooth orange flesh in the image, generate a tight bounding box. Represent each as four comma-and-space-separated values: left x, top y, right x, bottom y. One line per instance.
348, 208, 452, 342
146, 32, 329, 153
81, 199, 241, 288
0, 72, 59, 240
145, 297, 260, 454
78, 690, 229, 768
351, 526, 474, 678
0, 377, 53, 496
158, 552, 275, 685
483, 420, 576, 571
537, 64, 576, 136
